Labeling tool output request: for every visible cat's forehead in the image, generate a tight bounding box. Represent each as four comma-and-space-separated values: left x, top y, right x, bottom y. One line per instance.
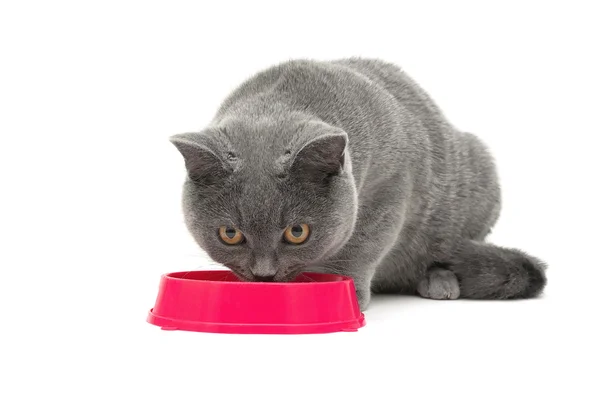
218, 115, 308, 157
230, 175, 286, 229
224, 170, 308, 227
210, 117, 322, 226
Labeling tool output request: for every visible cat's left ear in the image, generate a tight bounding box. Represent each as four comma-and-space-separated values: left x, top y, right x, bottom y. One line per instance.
290, 128, 348, 180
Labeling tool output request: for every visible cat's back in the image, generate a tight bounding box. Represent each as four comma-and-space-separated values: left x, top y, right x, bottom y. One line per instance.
217, 59, 400, 119
217, 58, 447, 134
332, 58, 447, 124
214, 59, 437, 190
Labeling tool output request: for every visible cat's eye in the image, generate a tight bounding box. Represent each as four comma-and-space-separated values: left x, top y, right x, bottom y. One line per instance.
283, 224, 310, 244
218, 226, 244, 245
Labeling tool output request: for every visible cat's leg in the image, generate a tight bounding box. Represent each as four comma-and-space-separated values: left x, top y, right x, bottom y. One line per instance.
443, 239, 547, 299
318, 260, 377, 310
353, 272, 374, 311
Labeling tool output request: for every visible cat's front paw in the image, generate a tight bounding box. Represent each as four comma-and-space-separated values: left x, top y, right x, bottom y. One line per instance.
417, 268, 460, 300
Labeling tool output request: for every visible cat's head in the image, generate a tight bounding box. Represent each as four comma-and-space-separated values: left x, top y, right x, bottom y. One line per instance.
170, 119, 358, 282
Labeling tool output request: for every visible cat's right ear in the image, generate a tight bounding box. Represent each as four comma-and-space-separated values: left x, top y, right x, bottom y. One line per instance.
170, 132, 230, 186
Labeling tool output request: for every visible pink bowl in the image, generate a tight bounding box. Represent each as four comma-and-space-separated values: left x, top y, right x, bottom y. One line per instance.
147, 270, 365, 334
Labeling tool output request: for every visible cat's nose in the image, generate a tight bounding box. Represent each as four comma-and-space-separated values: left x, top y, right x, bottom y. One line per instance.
251, 256, 277, 281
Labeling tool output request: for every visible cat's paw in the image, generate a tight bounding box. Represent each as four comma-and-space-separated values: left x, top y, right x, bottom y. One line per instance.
417, 268, 460, 300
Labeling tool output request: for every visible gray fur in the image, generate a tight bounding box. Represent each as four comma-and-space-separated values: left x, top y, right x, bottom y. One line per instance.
170, 58, 547, 310
417, 268, 460, 300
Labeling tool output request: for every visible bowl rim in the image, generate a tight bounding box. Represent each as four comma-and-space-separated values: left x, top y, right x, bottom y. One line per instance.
163, 270, 354, 286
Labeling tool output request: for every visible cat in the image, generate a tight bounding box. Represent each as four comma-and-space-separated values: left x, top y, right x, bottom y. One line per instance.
170, 58, 547, 310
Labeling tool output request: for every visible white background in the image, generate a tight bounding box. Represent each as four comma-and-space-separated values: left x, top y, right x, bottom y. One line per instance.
1, 1, 599, 399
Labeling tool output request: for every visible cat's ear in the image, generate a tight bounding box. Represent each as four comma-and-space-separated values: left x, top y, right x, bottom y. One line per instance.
170, 132, 231, 185
291, 130, 348, 181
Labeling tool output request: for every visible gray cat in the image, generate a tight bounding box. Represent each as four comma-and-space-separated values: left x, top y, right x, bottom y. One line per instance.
170, 58, 547, 310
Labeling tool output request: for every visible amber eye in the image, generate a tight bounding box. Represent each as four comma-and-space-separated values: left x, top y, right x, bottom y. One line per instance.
218, 226, 244, 245
284, 224, 310, 244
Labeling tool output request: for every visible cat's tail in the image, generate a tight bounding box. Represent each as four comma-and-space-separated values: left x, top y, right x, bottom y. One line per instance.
446, 239, 547, 299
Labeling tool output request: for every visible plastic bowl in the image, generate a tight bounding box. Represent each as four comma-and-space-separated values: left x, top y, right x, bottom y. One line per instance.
147, 270, 365, 334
